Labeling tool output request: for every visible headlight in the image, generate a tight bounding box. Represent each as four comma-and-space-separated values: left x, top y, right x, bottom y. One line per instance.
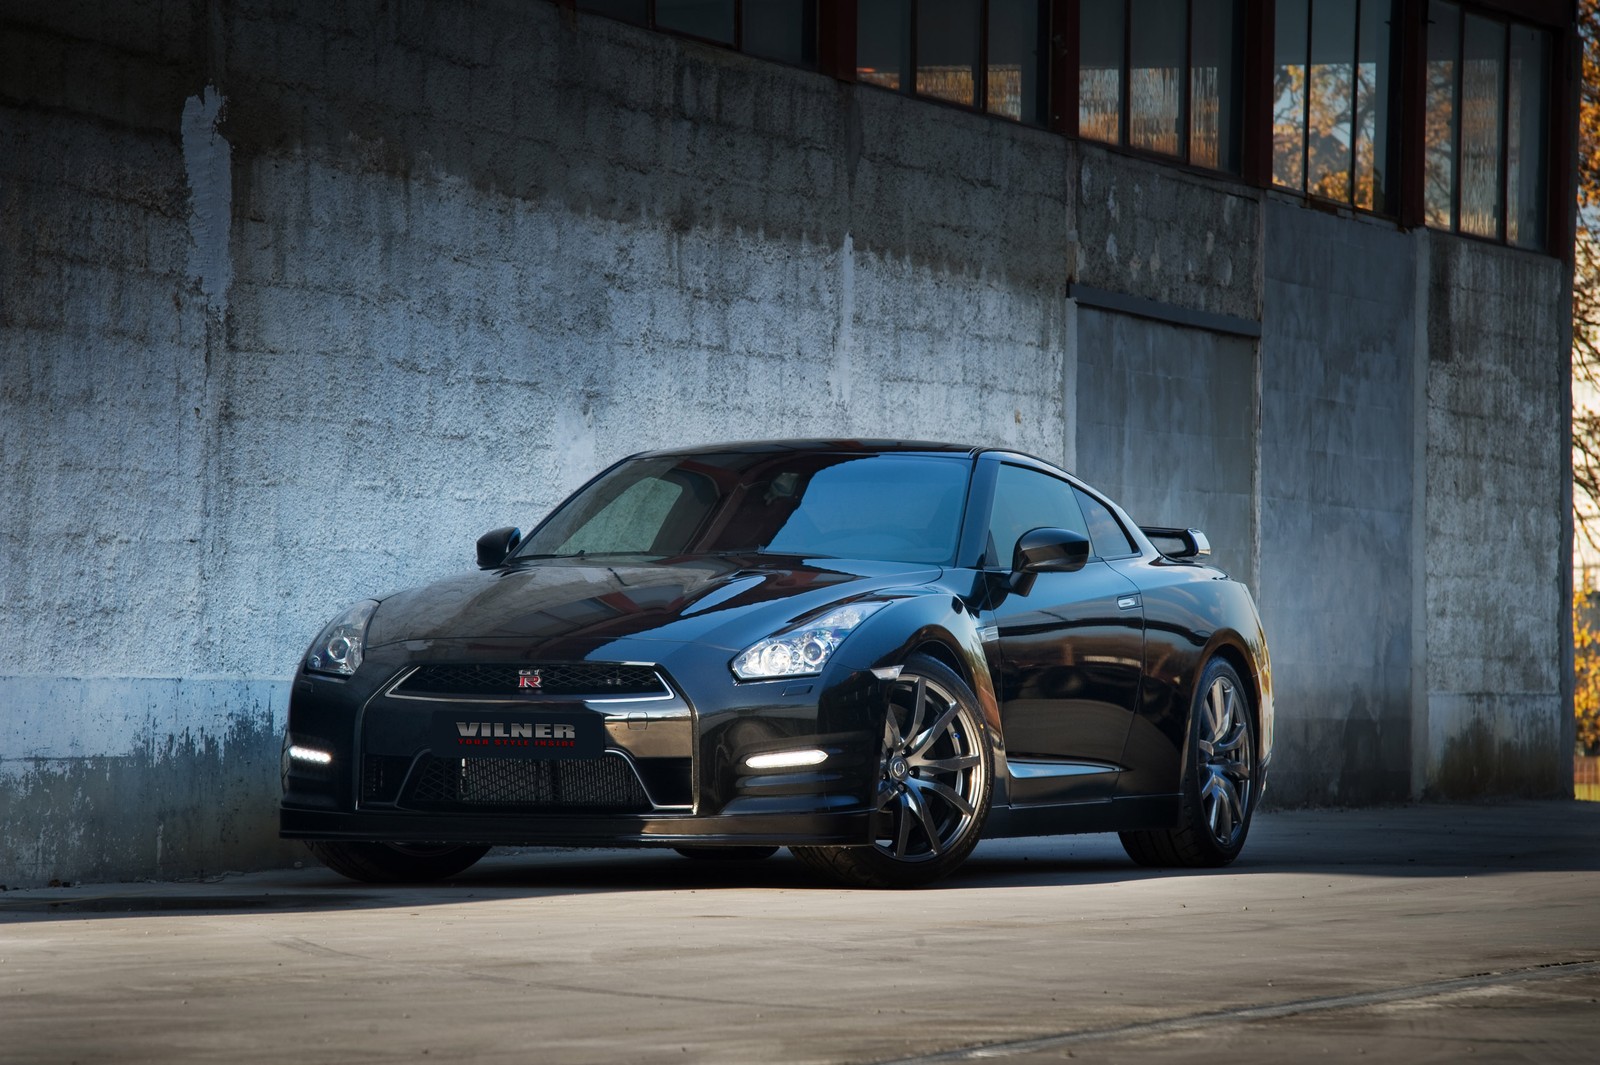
304, 599, 379, 676
731, 601, 888, 680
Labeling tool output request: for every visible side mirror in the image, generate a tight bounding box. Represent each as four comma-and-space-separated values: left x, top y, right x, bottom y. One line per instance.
476, 526, 522, 569
1008, 527, 1090, 592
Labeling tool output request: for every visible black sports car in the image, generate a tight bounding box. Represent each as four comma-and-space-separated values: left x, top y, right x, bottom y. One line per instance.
281, 440, 1273, 888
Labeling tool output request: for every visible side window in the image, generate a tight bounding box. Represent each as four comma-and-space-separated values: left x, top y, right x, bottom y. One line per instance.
985, 464, 1088, 568
1074, 488, 1139, 558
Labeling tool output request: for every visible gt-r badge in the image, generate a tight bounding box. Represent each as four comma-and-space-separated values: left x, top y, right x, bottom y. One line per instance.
517, 669, 542, 689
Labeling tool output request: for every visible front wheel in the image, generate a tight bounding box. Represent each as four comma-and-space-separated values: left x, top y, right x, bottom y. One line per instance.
792, 654, 993, 888
306, 841, 490, 883
1120, 657, 1257, 868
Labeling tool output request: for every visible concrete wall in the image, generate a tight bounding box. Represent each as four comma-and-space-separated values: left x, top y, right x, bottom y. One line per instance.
1422, 239, 1569, 799
0, 0, 1573, 885
1258, 205, 1419, 805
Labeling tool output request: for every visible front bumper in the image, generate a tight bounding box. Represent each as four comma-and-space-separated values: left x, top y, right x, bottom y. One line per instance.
280, 638, 887, 848
280, 806, 873, 847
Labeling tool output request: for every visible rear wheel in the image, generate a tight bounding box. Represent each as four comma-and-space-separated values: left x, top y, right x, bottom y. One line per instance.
306, 841, 490, 883
792, 654, 992, 888
1120, 657, 1256, 868
673, 846, 780, 861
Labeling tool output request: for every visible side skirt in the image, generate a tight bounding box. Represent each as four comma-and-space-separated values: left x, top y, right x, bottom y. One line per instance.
982, 794, 1180, 839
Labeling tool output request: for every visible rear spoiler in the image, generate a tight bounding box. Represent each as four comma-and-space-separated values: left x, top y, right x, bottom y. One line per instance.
1140, 526, 1211, 561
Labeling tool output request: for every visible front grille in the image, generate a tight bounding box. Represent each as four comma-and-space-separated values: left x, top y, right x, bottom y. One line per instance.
394, 663, 668, 698
362, 755, 411, 804
403, 754, 654, 811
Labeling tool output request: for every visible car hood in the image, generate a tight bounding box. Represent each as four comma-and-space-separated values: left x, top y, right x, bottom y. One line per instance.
365, 555, 944, 653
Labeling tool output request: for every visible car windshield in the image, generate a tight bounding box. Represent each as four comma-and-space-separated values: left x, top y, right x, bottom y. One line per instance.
513, 451, 972, 565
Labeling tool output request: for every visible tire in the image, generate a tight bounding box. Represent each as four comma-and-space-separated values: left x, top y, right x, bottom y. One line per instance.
306, 841, 491, 883
673, 846, 780, 861
1120, 657, 1257, 868
792, 653, 993, 888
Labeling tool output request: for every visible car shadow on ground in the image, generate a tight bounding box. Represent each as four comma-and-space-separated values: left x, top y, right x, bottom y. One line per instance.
4, 801, 1597, 921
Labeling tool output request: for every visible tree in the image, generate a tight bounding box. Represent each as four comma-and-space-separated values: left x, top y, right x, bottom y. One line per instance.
1575, 0, 1600, 550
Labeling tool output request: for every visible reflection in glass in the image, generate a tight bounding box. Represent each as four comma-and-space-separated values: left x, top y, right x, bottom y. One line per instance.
1506, 25, 1549, 249
858, 0, 910, 90
1128, 0, 1185, 156
1274, 0, 1309, 189
1080, 0, 1125, 144
1459, 13, 1505, 239
656, 0, 735, 43
1424, 1, 1459, 229
1354, 0, 1394, 212
744, 0, 816, 67
1307, 0, 1355, 202
987, 0, 1044, 124
916, 0, 981, 106
577, 0, 648, 24
1190, 0, 1241, 172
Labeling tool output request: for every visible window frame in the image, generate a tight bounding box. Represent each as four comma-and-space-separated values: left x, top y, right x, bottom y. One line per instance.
1077, 0, 1247, 175
574, 0, 821, 70
1419, 0, 1553, 250
855, 0, 1057, 128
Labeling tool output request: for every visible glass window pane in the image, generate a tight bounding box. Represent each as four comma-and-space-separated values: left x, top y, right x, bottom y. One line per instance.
987, 0, 1045, 124
1307, 0, 1357, 202
1354, 0, 1395, 212
1506, 25, 1549, 249
1190, 0, 1242, 172
858, 0, 910, 90
578, 0, 648, 23
1128, 0, 1186, 156
1080, 0, 1125, 143
1424, 1, 1459, 229
1459, 13, 1505, 239
987, 465, 1088, 569
1274, 0, 1310, 189
1075, 489, 1139, 558
656, 0, 735, 44
744, 0, 816, 67
916, 0, 981, 106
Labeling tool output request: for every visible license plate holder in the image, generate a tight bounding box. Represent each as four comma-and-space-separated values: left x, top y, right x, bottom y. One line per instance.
431, 712, 602, 760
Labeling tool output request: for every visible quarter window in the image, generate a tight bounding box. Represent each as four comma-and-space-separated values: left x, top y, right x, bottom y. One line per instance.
1074, 489, 1139, 559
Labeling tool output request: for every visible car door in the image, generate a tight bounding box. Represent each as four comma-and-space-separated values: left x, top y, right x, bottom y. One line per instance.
981, 461, 1146, 804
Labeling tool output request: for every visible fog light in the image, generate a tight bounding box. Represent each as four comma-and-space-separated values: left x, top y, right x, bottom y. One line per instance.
744, 748, 828, 770
288, 745, 333, 765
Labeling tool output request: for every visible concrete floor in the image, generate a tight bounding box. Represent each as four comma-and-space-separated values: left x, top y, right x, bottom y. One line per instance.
1, 802, 1597, 1064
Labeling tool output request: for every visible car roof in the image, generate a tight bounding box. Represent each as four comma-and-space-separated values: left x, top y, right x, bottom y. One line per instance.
634, 439, 987, 459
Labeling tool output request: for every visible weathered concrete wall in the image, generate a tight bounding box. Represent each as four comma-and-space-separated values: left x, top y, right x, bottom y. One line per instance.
1073, 310, 1258, 586
2, 0, 1085, 885
1422, 237, 1568, 799
0, 0, 1573, 884
1257, 204, 1418, 806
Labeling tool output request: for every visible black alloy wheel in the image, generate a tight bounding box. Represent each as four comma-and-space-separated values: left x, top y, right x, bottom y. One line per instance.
1120, 656, 1256, 868
792, 653, 993, 888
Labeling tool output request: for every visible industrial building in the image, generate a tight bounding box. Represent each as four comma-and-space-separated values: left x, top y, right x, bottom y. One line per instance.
0, 0, 1578, 884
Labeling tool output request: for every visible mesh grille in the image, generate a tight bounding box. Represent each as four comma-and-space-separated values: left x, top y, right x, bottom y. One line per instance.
403, 755, 653, 811
361, 755, 411, 803
395, 663, 667, 698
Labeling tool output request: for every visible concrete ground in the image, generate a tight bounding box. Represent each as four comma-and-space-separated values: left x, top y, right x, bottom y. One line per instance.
1, 802, 1597, 1064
